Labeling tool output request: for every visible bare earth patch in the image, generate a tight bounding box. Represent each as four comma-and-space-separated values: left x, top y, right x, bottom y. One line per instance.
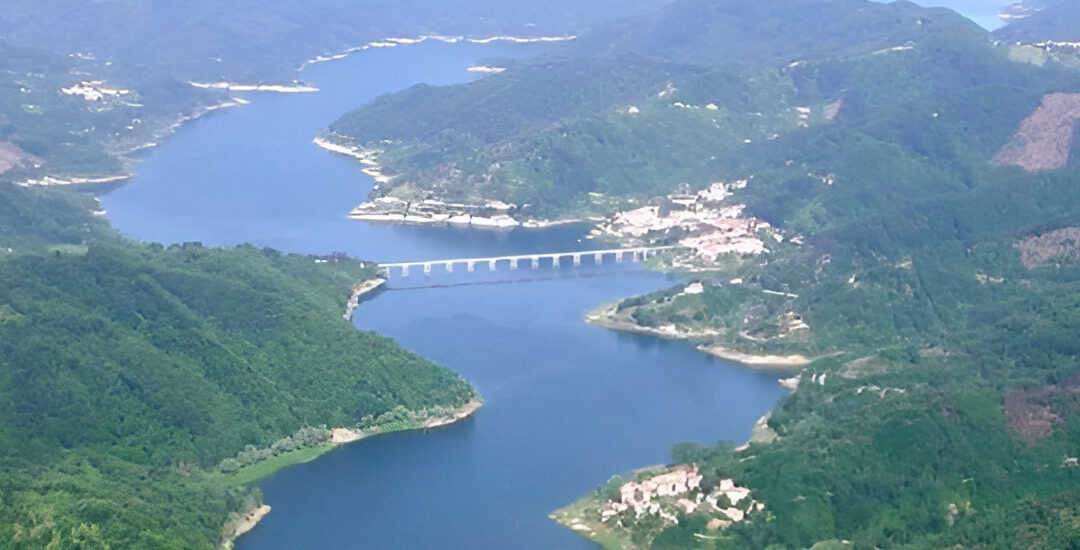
221, 504, 271, 549
993, 93, 1080, 172
1004, 375, 1080, 447
0, 142, 35, 174
1016, 226, 1080, 268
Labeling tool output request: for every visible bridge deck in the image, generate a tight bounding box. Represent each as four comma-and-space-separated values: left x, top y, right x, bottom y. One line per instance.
378, 246, 675, 268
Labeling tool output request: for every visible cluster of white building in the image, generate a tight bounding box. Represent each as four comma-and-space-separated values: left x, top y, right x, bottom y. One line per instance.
599, 465, 764, 530
592, 181, 774, 261
60, 80, 132, 102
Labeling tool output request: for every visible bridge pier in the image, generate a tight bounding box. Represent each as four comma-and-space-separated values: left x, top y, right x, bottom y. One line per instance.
446, 262, 454, 273
616, 252, 624, 263
510, 258, 519, 270
424, 263, 432, 275
401, 265, 410, 277
573, 253, 582, 266
467, 261, 476, 272
488, 259, 497, 271
594, 252, 603, 264
553, 255, 560, 267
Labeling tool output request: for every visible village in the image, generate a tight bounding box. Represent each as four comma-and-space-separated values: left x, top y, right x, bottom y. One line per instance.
590, 180, 782, 264
554, 463, 768, 548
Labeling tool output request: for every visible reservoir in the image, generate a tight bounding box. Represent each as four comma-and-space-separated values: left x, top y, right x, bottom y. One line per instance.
101, 40, 790, 549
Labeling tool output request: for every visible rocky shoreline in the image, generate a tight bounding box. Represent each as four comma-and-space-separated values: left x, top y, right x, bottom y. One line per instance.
348, 206, 588, 230
343, 277, 387, 320
585, 301, 809, 370
314, 134, 592, 230
422, 399, 484, 428
697, 344, 812, 367
189, 81, 319, 93
221, 504, 272, 550
297, 34, 577, 72
17, 96, 252, 187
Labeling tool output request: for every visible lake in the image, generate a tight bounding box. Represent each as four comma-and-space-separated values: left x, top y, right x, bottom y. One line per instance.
100, 39, 794, 550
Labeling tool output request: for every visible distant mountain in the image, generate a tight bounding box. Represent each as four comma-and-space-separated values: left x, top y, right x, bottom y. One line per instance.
567, 0, 986, 65
994, 0, 1080, 42
997, 0, 1058, 22
0, 0, 672, 82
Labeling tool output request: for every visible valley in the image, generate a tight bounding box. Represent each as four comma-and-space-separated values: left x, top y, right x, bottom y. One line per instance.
2, 1, 1080, 549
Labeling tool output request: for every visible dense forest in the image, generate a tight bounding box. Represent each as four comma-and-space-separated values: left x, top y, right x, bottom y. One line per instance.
0, 184, 476, 549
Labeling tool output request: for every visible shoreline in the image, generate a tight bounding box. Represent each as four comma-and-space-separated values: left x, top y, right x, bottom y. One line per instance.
312, 135, 391, 183
14, 32, 566, 189
14, 173, 133, 187
16, 96, 252, 187
221, 504, 272, 550
220, 398, 483, 548
189, 81, 320, 93
297, 34, 577, 71
344, 277, 387, 320
698, 344, 812, 367
348, 211, 589, 230
327, 398, 485, 444
422, 399, 484, 428
586, 302, 810, 370
315, 134, 593, 230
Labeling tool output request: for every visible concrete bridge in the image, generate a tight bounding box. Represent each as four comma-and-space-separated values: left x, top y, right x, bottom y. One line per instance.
379, 246, 675, 277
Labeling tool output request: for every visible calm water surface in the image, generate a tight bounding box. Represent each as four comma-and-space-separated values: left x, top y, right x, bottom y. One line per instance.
101, 41, 788, 549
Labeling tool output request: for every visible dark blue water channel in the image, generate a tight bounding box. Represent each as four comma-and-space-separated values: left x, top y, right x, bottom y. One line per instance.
102, 41, 790, 549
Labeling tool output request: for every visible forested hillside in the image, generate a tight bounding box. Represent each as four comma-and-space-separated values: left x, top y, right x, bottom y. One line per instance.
0, 184, 476, 549
326, 0, 1080, 219
0, 0, 670, 82
567, 210, 1080, 547
317, 0, 1080, 547
0, 39, 227, 184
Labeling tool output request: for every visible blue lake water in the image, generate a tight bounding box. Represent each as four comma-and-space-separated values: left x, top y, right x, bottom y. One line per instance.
99, 41, 791, 549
